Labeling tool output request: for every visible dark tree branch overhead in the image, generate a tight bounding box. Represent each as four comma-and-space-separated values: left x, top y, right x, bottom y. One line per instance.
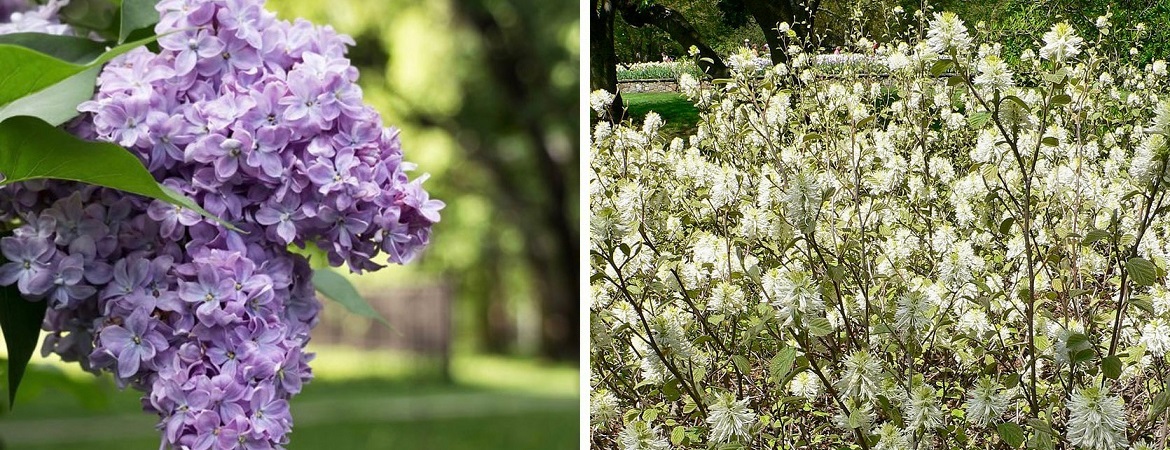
614, 0, 729, 78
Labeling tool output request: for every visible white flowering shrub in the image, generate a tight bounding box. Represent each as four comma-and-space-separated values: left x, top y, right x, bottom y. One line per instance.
591, 13, 1170, 450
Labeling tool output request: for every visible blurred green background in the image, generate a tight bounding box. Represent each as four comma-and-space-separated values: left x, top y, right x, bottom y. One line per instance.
0, 0, 580, 448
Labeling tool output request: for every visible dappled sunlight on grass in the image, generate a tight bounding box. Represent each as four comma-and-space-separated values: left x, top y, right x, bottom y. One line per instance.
621, 92, 699, 140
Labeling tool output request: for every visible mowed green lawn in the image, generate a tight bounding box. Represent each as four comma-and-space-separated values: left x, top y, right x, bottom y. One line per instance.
0, 348, 579, 450
621, 92, 699, 140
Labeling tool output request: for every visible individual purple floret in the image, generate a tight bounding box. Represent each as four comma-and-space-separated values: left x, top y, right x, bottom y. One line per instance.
0, 0, 442, 448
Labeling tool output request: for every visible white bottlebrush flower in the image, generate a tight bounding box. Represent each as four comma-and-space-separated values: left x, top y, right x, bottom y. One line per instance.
785, 172, 823, 232
1140, 318, 1170, 357
1066, 386, 1128, 450
618, 421, 672, 450
1153, 285, 1170, 316
957, 307, 992, 336
642, 111, 663, 136
904, 384, 943, 431
926, 12, 972, 54
707, 281, 747, 314
1130, 134, 1166, 185
1152, 60, 1168, 76
590, 391, 620, 426
875, 423, 911, 450
762, 268, 823, 323
895, 290, 932, 333
706, 393, 757, 443
974, 54, 1014, 90
593, 121, 613, 142
1040, 22, 1083, 63
788, 371, 822, 399
837, 350, 884, 402
1152, 100, 1170, 135
678, 73, 699, 97
727, 48, 760, 74
590, 89, 616, 116
886, 50, 911, 72
965, 377, 1012, 427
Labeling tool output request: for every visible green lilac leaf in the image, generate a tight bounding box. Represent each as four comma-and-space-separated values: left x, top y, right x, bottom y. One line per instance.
0, 242, 48, 408
0, 116, 233, 229
311, 268, 390, 326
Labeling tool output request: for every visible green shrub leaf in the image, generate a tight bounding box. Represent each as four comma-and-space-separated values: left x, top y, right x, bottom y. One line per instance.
1126, 257, 1157, 287
770, 347, 797, 380
996, 422, 1025, 448
806, 317, 833, 337
1102, 355, 1122, 380
968, 111, 992, 129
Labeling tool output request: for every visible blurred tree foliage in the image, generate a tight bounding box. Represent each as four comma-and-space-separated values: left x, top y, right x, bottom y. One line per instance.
268, 0, 580, 360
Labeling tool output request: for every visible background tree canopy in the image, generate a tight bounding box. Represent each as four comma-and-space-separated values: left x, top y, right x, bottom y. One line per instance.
592, 0, 1170, 98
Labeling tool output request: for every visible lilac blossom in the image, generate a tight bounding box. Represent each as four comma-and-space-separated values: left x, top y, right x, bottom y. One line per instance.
0, 0, 441, 448
97, 309, 169, 378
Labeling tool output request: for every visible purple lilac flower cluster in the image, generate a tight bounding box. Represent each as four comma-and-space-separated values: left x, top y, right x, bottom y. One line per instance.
0, 0, 442, 448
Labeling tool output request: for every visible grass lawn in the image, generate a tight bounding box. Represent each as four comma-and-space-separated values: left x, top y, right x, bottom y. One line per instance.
0, 348, 579, 450
621, 92, 699, 140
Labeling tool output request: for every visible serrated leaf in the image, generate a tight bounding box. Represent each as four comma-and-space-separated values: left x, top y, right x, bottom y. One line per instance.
0, 243, 48, 408
1066, 332, 1089, 349
1001, 95, 1029, 112
1050, 94, 1072, 105
999, 216, 1015, 234
997, 422, 1025, 448
770, 347, 797, 380
671, 426, 685, 445
1082, 229, 1111, 245
1131, 297, 1154, 314
1127, 257, 1158, 287
1073, 348, 1095, 364
930, 59, 954, 76
731, 355, 751, 374
1149, 390, 1170, 422
968, 111, 992, 129
947, 74, 965, 86
806, 317, 832, 337
312, 268, 389, 326
1102, 355, 1122, 379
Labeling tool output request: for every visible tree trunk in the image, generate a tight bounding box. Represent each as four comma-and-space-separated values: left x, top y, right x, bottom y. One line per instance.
591, 0, 625, 119
742, 0, 820, 64
615, 0, 730, 78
